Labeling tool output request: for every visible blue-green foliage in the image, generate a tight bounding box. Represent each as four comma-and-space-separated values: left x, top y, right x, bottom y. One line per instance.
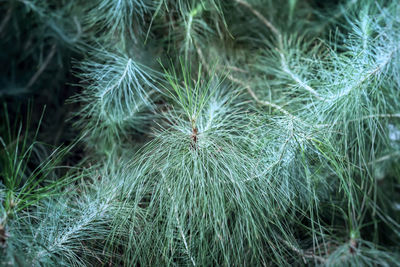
1, 0, 400, 266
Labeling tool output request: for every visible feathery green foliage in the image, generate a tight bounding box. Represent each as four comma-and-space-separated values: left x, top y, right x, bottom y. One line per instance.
72, 49, 159, 153
1, 0, 400, 266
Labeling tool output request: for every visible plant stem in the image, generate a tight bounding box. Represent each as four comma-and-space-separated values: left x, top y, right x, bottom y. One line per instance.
0, 7, 12, 36
26, 44, 57, 89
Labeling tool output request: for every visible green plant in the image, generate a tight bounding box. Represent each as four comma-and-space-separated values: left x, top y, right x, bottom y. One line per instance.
1, 0, 399, 266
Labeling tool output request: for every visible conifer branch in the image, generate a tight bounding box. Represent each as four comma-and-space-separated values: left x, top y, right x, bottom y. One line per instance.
237, 0, 323, 100
235, 0, 282, 47
228, 72, 297, 119
278, 236, 326, 264
279, 51, 323, 100
195, 44, 297, 119
334, 46, 400, 99
100, 58, 132, 99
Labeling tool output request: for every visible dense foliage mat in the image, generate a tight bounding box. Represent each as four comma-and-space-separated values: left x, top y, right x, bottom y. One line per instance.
1, 0, 400, 266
